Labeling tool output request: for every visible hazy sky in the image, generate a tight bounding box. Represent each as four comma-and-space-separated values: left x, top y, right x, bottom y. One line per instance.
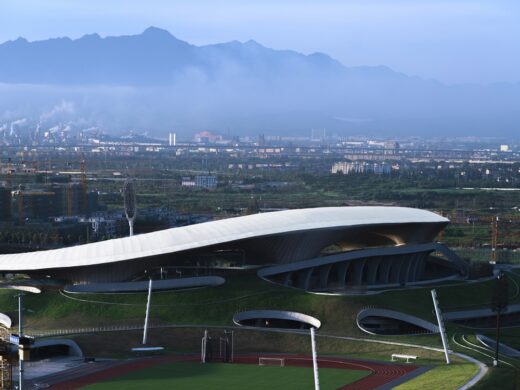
1, 0, 519, 84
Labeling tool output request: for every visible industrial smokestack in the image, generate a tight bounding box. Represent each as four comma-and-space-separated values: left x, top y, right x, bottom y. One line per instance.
169, 132, 176, 146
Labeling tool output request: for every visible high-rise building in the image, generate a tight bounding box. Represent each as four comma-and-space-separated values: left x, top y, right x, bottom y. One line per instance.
195, 175, 218, 189
12, 190, 55, 220
0, 187, 11, 221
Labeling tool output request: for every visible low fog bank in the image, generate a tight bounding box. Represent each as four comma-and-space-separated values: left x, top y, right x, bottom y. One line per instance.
1, 75, 519, 139
1, 28, 519, 139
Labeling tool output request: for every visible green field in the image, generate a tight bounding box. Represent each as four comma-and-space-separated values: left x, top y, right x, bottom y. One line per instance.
81, 362, 370, 390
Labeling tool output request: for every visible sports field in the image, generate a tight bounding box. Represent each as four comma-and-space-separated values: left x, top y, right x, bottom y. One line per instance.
81, 361, 370, 390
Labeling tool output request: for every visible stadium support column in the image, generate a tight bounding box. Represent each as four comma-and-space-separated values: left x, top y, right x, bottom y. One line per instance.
142, 278, 153, 345
310, 327, 320, 390
431, 289, 450, 364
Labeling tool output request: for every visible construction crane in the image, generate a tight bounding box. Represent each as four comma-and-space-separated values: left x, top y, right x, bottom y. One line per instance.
467, 215, 500, 263
17, 190, 24, 225
67, 184, 73, 217
474, 214, 520, 263
437, 209, 445, 243
491, 216, 499, 264
80, 158, 87, 215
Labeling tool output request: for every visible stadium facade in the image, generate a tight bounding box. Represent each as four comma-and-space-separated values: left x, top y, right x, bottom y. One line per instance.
0, 207, 467, 292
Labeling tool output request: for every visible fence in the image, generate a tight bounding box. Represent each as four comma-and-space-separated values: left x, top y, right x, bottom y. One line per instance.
453, 248, 520, 264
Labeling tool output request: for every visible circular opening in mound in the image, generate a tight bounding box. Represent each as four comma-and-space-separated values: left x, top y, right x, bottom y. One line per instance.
233, 310, 321, 330
357, 308, 438, 336
64, 276, 225, 293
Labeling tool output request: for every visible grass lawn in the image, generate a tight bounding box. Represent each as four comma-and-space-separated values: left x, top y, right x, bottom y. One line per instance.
81, 362, 370, 390
395, 362, 479, 390
471, 366, 520, 390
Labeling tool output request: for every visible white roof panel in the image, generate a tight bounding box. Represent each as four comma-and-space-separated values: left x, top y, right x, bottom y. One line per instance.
0, 207, 446, 271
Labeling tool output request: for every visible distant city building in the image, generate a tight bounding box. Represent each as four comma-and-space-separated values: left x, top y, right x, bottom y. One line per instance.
384, 141, 400, 155
0, 187, 11, 221
193, 131, 222, 143
372, 163, 392, 175
86, 191, 100, 216
331, 161, 392, 175
12, 190, 56, 220
343, 153, 393, 161
182, 175, 218, 189
195, 175, 218, 189
135, 207, 177, 234
49, 183, 88, 217
10, 183, 99, 222
331, 161, 355, 174
500, 144, 510, 152
88, 216, 118, 239
181, 177, 196, 187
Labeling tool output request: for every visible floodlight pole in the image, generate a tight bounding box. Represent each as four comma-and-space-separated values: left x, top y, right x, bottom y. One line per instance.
310, 327, 320, 390
142, 278, 153, 345
18, 293, 24, 390
201, 330, 208, 363
230, 330, 234, 363
128, 218, 135, 237
431, 289, 451, 364
123, 179, 137, 237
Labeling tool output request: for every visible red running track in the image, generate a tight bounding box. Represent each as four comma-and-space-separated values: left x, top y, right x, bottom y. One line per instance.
47, 354, 418, 390
233, 354, 418, 390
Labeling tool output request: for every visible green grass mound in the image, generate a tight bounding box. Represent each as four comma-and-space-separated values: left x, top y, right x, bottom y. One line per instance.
7, 271, 519, 338
82, 362, 370, 390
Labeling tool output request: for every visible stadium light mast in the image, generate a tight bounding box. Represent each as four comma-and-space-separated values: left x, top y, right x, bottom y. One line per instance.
431, 289, 451, 364
12, 288, 39, 390
123, 179, 137, 237
310, 327, 320, 390
142, 278, 153, 345
15, 293, 25, 390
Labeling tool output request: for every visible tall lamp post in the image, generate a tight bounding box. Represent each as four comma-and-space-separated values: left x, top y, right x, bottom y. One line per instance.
492, 272, 509, 366
11, 288, 40, 389
123, 179, 137, 237
16, 293, 25, 390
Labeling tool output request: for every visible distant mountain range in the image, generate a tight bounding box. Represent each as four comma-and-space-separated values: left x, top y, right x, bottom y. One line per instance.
0, 26, 391, 85
0, 27, 519, 138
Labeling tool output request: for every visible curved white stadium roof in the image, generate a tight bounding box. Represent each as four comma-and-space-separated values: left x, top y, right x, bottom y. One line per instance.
0, 207, 446, 271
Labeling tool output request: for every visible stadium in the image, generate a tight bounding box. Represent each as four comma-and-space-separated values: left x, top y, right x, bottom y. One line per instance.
0, 207, 502, 389
0, 206, 467, 291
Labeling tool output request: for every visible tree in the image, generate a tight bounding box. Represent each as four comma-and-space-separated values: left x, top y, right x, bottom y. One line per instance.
491, 272, 509, 366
